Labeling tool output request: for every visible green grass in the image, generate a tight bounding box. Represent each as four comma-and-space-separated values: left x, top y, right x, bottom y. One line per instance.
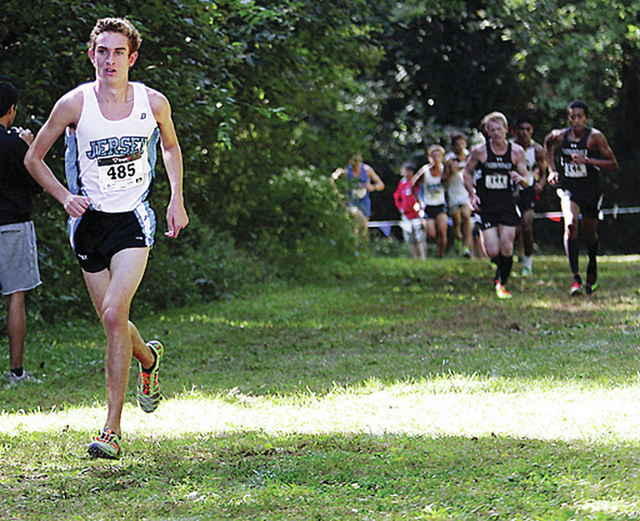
2, 254, 640, 519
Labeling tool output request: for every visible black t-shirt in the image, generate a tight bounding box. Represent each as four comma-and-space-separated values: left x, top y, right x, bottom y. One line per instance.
0, 124, 42, 225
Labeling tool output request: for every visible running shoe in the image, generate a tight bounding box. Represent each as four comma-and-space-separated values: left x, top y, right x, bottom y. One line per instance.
522, 266, 533, 277
585, 280, 599, 295
6, 371, 42, 386
570, 281, 583, 296
88, 429, 121, 459
495, 282, 512, 300
137, 340, 164, 413
462, 247, 471, 259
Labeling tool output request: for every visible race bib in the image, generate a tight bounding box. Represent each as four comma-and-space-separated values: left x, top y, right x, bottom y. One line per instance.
425, 186, 444, 204
98, 151, 146, 192
564, 163, 587, 178
485, 173, 509, 190
354, 187, 368, 199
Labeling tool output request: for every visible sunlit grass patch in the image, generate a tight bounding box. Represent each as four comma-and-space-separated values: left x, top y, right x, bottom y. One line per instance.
3, 254, 640, 519
3, 373, 640, 447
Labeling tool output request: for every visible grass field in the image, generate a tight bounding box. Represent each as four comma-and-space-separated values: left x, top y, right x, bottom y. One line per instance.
2, 253, 640, 520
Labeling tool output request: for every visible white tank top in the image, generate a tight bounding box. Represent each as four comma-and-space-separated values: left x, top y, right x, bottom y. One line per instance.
65, 82, 160, 213
509, 139, 537, 187
420, 164, 446, 207
444, 151, 469, 204
524, 143, 537, 186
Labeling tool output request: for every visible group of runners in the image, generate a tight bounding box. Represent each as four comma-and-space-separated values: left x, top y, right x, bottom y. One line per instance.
393, 105, 618, 300
0, 15, 620, 462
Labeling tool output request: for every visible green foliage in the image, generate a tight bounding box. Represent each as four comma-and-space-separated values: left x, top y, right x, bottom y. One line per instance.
377, 0, 640, 158
1, 0, 386, 318
5, 0, 640, 326
249, 168, 356, 275
183, 0, 389, 238
134, 214, 266, 315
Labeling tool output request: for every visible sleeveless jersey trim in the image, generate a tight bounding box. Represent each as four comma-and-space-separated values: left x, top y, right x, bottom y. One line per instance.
64, 82, 159, 213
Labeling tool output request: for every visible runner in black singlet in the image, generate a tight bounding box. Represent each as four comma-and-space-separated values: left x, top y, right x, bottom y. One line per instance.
544, 100, 618, 296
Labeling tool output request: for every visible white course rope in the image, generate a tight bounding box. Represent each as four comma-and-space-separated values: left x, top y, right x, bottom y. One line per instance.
368, 205, 640, 234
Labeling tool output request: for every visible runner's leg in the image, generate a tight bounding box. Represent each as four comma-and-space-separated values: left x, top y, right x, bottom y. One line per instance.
560, 196, 581, 282
83, 247, 152, 436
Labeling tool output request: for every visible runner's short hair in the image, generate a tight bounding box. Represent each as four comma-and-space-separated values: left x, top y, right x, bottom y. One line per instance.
402, 161, 416, 173
89, 18, 141, 55
0, 82, 18, 118
450, 132, 466, 147
568, 100, 589, 117
514, 113, 534, 129
481, 111, 509, 132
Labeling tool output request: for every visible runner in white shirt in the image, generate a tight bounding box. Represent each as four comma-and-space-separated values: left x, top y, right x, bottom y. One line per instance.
25, 17, 189, 459
511, 114, 547, 277
443, 132, 472, 258
415, 145, 448, 257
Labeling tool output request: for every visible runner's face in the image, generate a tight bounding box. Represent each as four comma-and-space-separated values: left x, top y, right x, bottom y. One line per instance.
89, 32, 138, 83
568, 108, 588, 133
515, 123, 533, 145
453, 137, 466, 153
349, 154, 362, 168
486, 120, 507, 143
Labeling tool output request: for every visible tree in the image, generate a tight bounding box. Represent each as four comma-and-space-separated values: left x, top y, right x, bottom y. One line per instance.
1, 0, 390, 317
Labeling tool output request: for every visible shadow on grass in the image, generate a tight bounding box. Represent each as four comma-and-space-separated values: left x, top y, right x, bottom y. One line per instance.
2, 430, 640, 519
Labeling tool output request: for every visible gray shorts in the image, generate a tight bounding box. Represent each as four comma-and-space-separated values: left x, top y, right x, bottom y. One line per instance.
0, 221, 41, 295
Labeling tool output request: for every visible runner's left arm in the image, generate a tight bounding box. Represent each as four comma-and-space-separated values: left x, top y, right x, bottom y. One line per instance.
582, 131, 619, 172
149, 89, 189, 238
365, 164, 385, 192
533, 142, 548, 195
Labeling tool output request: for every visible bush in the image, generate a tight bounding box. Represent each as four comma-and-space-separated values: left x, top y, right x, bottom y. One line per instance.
29, 202, 93, 323
250, 168, 357, 276
19, 168, 358, 323
134, 214, 266, 315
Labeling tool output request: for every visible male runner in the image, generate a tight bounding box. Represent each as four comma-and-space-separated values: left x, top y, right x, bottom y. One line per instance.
464, 112, 529, 299
331, 152, 384, 240
544, 100, 618, 296
415, 145, 448, 258
511, 114, 547, 276
25, 18, 189, 458
443, 132, 472, 258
